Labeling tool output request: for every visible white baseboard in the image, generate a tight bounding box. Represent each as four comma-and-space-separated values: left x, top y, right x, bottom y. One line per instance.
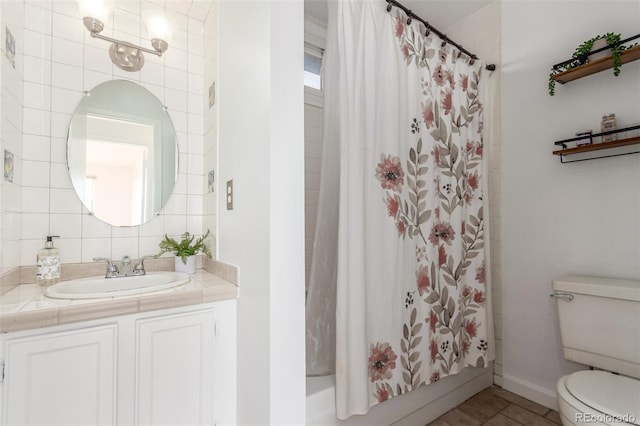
493, 374, 503, 387
502, 373, 558, 410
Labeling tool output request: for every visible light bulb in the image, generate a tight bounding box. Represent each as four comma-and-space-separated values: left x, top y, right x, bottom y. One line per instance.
76, 0, 114, 21
143, 10, 178, 45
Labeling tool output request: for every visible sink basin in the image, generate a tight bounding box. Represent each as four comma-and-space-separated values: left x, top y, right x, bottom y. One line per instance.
45, 272, 191, 299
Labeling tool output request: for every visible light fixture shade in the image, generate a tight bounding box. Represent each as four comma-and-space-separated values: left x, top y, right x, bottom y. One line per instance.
76, 0, 114, 21
142, 10, 178, 45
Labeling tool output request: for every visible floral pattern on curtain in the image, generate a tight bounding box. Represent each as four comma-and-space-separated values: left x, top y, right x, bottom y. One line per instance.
367, 14, 488, 404
330, 1, 492, 418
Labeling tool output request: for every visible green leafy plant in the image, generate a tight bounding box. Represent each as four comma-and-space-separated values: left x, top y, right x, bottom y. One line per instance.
548, 33, 635, 96
158, 230, 212, 265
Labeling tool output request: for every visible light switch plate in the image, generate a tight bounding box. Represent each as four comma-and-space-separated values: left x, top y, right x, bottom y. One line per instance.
226, 180, 233, 210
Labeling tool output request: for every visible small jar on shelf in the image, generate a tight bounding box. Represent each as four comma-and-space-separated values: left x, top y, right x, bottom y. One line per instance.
601, 114, 617, 142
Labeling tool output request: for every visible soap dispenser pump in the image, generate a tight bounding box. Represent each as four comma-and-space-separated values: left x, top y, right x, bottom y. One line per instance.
37, 235, 61, 286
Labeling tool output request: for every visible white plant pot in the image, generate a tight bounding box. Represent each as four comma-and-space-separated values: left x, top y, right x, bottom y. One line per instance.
174, 255, 196, 274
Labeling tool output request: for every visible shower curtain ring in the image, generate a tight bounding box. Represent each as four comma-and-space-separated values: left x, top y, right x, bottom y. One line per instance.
406, 12, 412, 25
386, 3, 392, 12
424, 23, 430, 36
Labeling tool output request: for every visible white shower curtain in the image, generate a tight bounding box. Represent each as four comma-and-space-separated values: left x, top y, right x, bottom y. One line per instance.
306, 0, 494, 418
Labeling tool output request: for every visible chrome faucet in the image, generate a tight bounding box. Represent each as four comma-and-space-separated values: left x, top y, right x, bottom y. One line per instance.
94, 255, 157, 278
93, 257, 119, 278
120, 255, 133, 276
132, 255, 157, 276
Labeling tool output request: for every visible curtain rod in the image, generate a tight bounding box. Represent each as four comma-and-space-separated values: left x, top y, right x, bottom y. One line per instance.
385, 0, 496, 71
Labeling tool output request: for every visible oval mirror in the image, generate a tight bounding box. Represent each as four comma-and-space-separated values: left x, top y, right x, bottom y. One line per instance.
67, 80, 178, 227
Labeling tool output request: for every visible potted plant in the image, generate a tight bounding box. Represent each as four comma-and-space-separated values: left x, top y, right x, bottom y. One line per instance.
548, 32, 633, 96
157, 230, 212, 274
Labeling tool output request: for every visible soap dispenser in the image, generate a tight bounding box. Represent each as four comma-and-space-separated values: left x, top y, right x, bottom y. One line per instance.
37, 235, 61, 286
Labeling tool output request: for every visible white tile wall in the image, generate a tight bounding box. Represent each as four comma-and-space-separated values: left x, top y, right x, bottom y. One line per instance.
7, 0, 210, 269
1, 0, 25, 275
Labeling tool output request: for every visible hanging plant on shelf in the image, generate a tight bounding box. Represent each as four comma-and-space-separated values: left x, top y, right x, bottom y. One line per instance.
548, 32, 636, 96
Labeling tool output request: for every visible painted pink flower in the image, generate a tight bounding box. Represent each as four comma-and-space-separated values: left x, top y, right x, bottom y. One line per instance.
475, 142, 483, 157
428, 221, 455, 246
432, 147, 440, 165
428, 309, 438, 333
397, 220, 407, 238
402, 44, 410, 60
430, 338, 439, 362
473, 290, 485, 304
375, 384, 390, 402
462, 340, 471, 355
476, 263, 485, 284
441, 90, 452, 115
467, 172, 479, 191
432, 64, 446, 87
422, 102, 435, 129
416, 264, 430, 296
438, 245, 446, 266
466, 141, 474, 153
461, 74, 469, 92
464, 318, 478, 339
376, 154, 404, 192
368, 342, 398, 382
430, 371, 441, 384
386, 195, 399, 217
462, 286, 472, 298
394, 16, 405, 38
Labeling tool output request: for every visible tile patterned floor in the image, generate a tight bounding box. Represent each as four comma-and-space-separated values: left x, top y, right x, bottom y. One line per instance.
427, 386, 562, 426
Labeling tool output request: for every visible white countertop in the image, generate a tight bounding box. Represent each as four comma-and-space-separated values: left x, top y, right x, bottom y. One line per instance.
0, 270, 238, 333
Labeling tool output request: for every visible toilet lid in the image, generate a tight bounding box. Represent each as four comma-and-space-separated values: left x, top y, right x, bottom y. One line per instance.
566, 371, 640, 425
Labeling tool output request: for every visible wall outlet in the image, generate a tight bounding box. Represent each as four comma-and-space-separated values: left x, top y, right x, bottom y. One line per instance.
226, 180, 233, 210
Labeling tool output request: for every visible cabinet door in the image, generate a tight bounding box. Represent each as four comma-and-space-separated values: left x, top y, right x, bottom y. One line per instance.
3, 325, 117, 426
136, 310, 214, 426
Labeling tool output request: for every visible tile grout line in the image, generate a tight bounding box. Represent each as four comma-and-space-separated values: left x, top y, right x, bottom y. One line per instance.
480, 403, 517, 425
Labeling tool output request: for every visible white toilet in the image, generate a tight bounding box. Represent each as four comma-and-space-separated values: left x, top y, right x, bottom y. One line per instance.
552, 276, 640, 426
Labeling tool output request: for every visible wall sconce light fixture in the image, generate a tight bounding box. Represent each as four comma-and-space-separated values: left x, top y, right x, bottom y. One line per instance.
76, 0, 177, 72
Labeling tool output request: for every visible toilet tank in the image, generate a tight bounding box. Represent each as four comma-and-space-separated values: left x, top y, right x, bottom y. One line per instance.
552, 275, 640, 379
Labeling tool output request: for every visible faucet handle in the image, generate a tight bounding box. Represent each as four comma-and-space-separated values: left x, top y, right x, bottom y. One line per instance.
93, 257, 119, 278
133, 255, 158, 275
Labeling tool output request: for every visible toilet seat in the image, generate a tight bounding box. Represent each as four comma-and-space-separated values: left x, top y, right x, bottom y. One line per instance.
557, 371, 640, 426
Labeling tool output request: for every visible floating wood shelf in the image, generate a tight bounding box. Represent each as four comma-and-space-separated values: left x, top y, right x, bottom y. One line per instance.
551, 45, 640, 84
553, 125, 640, 163
553, 136, 640, 155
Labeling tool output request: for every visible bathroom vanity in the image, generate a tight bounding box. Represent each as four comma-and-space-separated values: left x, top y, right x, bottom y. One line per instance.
0, 271, 237, 426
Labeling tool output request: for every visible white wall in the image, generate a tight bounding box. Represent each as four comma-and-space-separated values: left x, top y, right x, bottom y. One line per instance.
203, 1, 217, 252
217, 1, 305, 424
4, 0, 208, 272
501, 0, 640, 408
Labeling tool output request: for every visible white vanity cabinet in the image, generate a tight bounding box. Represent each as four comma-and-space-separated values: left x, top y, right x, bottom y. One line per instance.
2, 325, 117, 425
0, 300, 237, 426
135, 310, 215, 425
